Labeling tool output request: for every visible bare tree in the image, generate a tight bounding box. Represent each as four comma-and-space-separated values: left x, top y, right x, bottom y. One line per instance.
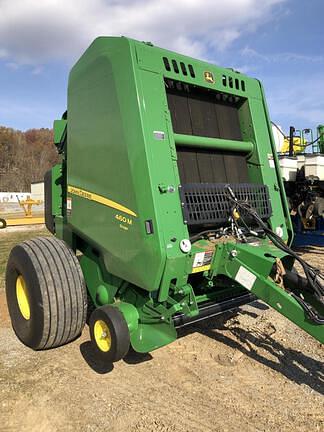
0, 126, 58, 192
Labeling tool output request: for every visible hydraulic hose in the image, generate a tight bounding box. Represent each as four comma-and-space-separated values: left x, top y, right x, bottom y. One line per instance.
225, 185, 324, 324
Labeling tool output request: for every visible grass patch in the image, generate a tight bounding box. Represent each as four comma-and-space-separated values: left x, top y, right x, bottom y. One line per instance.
0, 228, 50, 291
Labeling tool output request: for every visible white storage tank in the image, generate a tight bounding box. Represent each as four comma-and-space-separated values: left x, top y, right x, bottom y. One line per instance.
296, 154, 305, 170
304, 155, 324, 180
271, 123, 285, 153
278, 156, 298, 181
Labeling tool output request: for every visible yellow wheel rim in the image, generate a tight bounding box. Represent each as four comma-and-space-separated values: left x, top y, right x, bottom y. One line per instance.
94, 320, 111, 352
16, 275, 30, 320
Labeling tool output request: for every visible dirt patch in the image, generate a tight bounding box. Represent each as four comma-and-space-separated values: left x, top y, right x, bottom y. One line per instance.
0, 233, 323, 431
1, 304, 323, 432
0, 291, 9, 324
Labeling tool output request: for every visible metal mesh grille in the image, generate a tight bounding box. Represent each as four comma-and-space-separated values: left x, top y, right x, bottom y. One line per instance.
179, 183, 272, 226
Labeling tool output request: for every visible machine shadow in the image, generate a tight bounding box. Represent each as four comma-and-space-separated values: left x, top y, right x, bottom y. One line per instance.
123, 348, 153, 365
178, 308, 324, 395
79, 342, 153, 373
293, 245, 324, 255
79, 341, 114, 374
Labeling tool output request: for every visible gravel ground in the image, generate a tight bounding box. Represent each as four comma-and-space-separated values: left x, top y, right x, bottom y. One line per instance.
0, 228, 323, 432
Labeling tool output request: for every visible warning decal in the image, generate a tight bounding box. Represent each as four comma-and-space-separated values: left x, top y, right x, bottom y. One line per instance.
235, 266, 256, 291
192, 250, 214, 274
67, 197, 72, 215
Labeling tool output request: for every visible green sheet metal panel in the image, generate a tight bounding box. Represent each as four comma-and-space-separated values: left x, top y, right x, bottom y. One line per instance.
65, 36, 292, 293
67, 37, 166, 291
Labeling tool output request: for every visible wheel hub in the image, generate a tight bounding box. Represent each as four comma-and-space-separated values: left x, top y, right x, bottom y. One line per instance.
94, 320, 111, 352
16, 275, 30, 320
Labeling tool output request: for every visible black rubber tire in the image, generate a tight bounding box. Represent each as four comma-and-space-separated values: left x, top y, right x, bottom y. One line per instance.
5, 236, 87, 350
0, 218, 7, 229
89, 305, 130, 363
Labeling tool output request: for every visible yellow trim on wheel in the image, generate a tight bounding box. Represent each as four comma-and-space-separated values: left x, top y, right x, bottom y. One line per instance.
94, 319, 112, 352
16, 275, 30, 320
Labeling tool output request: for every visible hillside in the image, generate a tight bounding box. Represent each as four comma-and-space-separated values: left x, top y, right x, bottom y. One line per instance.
0, 126, 58, 192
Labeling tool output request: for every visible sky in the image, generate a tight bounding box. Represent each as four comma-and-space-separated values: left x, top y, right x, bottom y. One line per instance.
0, 0, 323, 134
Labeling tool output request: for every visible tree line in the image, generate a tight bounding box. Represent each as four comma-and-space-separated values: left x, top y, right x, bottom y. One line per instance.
0, 126, 58, 192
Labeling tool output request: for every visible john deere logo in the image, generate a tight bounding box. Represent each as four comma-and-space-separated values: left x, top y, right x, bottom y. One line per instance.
204, 71, 214, 83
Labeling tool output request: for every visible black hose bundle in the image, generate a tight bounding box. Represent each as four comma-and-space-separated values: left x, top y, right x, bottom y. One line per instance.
225, 185, 324, 324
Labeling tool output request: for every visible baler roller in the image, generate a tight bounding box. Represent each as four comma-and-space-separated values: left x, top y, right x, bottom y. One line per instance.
174, 133, 254, 153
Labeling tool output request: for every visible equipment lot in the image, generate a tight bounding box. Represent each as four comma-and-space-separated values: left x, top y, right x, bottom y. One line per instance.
1, 227, 323, 432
